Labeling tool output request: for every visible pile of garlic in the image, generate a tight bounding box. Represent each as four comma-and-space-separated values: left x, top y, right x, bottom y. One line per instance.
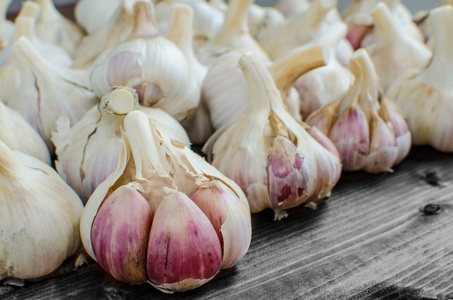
0, 0, 450, 294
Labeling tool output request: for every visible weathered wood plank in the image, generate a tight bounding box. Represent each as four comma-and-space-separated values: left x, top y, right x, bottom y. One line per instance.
2, 147, 453, 299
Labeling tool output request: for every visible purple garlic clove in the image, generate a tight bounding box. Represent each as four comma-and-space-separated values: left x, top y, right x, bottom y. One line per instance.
91, 185, 153, 284
266, 136, 309, 210
147, 191, 222, 292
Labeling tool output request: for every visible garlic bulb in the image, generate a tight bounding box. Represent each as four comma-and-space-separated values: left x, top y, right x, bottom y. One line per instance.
166, 3, 212, 144
73, 0, 150, 69
203, 45, 325, 131
366, 2, 431, 91
307, 49, 411, 173
343, 0, 423, 50
0, 0, 14, 66
195, 0, 269, 66
387, 5, 453, 152
256, 0, 341, 60
90, 1, 200, 122
34, 0, 84, 56
155, 0, 225, 48
14, 2, 74, 68
274, 0, 312, 18
0, 140, 83, 281
53, 86, 189, 203
80, 110, 251, 292
74, 0, 123, 35
203, 53, 341, 220
0, 100, 50, 164
248, 3, 285, 42
296, 27, 354, 119
6, 37, 97, 152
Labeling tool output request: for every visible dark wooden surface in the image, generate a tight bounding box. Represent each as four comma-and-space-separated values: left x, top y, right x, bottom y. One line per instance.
2, 146, 453, 299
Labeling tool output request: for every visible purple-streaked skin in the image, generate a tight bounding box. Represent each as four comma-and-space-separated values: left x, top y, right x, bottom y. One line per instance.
147, 191, 222, 291
105, 51, 142, 87
364, 114, 398, 173
329, 105, 370, 171
267, 136, 309, 210
91, 185, 153, 284
308, 126, 341, 160
346, 23, 374, 50
306, 101, 339, 135
382, 101, 411, 164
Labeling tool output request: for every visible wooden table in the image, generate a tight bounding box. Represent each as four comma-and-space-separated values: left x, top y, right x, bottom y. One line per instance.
1, 146, 453, 299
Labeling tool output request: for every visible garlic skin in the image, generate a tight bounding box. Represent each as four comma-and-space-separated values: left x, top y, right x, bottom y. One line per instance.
90, 1, 200, 122
274, 0, 312, 18
53, 86, 190, 203
155, 0, 225, 48
203, 45, 325, 131
387, 5, 453, 152
6, 37, 97, 152
34, 0, 84, 56
0, 140, 84, 281
0, 0, 14, 66
248, 3, 285, 42
307, 49, 411, 173
0, 100, 50, 165
80, 110, 251, 292
366, 2, 431, 91
75, 0, 123, 35
203, 53, 341, 219
195, 0, 270, 66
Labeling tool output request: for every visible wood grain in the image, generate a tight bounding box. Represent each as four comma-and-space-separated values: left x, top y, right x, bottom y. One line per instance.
2, 147, 453, 299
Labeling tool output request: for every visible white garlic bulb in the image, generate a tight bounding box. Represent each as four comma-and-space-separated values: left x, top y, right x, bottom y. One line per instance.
80, 109, 251, 292
0, 100, 50, 164
73, 0, 150, 69
6, 37, 98, 152
203, 53, 341, 220
295, 27, 354, 119
74, 0, 123, 35
90, 1, 200, 122
195, 0, 270, 66
307, 49, 411, 173
33, 0, 84, 56
53, 86, 190, 203
203, 45, 325, 131
257, 0, 341, 60
166, 3, 212, 144
0, 0, 14, 66
0, 140, 83, 281
387, 5, 453, 152
274, 0, 312, 18
248, 3, 285, 42
155, 0, 225, 48
366, 2, 431, 91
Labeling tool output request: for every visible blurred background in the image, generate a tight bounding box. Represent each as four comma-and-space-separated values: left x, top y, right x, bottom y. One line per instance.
7, 0, 443, 13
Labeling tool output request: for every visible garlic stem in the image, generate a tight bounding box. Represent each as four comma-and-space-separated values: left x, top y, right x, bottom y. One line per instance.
238, 53, 278, 115
13, 17, 35, 42
426, 5, 452, 77
212, 0, 253, 44
0, 0, 11, 22
129, 1, 160, 39
34, 0, 61, 21
371, 2, 403, 43
12, 37, 55, 75
102, 87, 139, 115
16, 1, 39, 19
269, 46, 325, 98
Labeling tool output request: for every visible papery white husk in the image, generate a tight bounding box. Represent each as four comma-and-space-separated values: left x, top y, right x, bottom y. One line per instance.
80, 110, 251, 274
6, 37, 97, 152
0, 100, 50, 164
203, 53, 342, 218
74, 0, 123, 35
274, 0, 312, 19
0, 140, 84, 280
248, 3, 285, 42
53, 86, 190, 203
387, 5, 453, 152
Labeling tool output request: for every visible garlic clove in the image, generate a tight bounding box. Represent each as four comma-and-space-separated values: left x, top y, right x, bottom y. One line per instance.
329, 104, 370, 171
91, 184, 153, 284
363, 111, 398, 173
147, 190, 222, 292
190, 179, 250, 269
0, 141, 84, 280
0, 100, 51, 165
